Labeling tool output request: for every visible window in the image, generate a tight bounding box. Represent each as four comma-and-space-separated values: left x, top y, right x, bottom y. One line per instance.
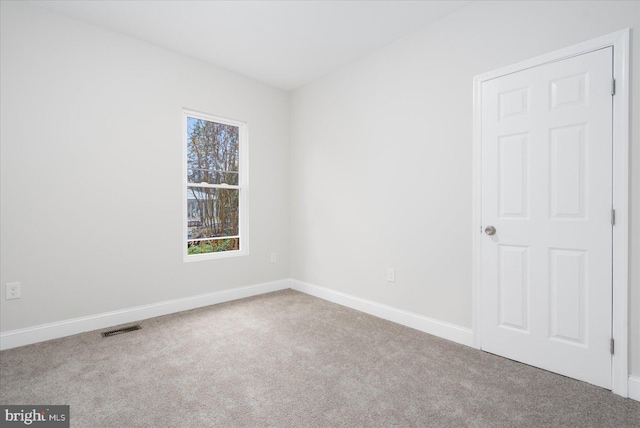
183, 110, 247, 261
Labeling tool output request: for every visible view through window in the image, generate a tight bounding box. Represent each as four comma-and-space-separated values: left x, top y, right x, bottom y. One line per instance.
184, 110, 246, 259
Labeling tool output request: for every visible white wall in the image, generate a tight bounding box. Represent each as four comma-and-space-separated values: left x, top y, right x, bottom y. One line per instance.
290, 0, 640, 375
0, 2, 290, 331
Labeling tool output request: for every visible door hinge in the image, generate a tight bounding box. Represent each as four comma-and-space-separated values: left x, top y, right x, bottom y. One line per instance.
611, 209, 616, 226
611, 79, 616, 96
610, 338, 615, 355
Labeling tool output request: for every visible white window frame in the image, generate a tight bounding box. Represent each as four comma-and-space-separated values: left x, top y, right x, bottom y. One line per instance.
182, 109, 249, 262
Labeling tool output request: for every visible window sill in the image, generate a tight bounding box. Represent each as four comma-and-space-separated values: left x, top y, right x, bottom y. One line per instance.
183, 249, 248, 263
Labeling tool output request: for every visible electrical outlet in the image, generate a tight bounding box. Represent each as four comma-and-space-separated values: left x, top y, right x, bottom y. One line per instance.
270, 253, 277, 264
386, 268, 396, 283
6, 282, 21, 300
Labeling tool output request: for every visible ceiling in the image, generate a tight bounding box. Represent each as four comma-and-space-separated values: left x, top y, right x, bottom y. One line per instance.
29, 0, 470, 91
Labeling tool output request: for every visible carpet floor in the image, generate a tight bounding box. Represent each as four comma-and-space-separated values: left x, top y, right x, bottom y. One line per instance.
1, 289, 638, 427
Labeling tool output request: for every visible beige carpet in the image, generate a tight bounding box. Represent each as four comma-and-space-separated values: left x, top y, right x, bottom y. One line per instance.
1, 289, 638, 427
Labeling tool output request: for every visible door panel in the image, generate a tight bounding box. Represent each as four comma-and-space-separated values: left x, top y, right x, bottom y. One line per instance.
550, 124, 586, 219
498, 133, 528, 218
549, 249, 586, 344
498, 245, 529, 331
481, 47, 613, 389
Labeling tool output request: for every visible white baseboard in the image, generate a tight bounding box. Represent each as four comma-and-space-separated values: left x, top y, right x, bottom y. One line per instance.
0, 279, 291, 350
3, 276, 633, 399
3, 276, 634, 400
629, 376, 640, 402
291, 279, 474, 347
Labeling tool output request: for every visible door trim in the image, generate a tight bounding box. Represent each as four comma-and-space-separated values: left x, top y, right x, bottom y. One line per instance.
472, 29, 630, 397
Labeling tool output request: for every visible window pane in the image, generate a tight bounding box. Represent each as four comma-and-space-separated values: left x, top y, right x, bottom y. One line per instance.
187, 187, 239, 240
186, 117, 239, 185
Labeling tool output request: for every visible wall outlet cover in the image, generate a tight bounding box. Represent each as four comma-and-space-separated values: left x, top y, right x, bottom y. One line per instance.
386, 268, 396, 283
6, 282, 21, 300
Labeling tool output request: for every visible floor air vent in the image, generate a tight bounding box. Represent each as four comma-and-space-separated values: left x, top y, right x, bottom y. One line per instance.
101, 325, 141, 338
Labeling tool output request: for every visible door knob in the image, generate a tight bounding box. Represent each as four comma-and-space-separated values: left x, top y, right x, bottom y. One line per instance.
485, 225, 496, 236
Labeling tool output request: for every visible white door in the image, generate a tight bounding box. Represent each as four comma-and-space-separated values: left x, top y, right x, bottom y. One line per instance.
480, 47, 613, 389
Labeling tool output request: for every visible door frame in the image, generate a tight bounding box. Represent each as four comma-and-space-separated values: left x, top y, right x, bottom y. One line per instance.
472, 29, 630, 397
